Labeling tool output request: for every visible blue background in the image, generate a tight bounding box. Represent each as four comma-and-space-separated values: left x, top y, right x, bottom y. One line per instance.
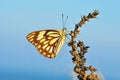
0, 0, 120, 80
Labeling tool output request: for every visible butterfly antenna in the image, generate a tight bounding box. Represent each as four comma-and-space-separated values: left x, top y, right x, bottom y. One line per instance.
64, 16, 68, 27
62, 14, 65, 29
62, 14, 68, 29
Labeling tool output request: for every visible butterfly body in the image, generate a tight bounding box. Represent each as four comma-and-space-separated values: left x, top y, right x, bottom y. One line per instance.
26, 29, 66, 58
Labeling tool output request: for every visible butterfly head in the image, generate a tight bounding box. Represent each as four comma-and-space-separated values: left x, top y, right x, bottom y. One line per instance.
62, 28, 67, 36
62, 27, 66, 31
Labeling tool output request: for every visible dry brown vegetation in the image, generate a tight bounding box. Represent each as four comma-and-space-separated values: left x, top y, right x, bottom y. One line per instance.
68, 10, 102, 80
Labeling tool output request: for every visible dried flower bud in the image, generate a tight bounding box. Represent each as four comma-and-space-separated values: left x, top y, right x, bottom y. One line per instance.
73, 45, 78, 51
83, 15, 89, 21
67, 42, 72, 46
68, 40, 76, 46
93, 10, 99, 16
70, 31, 76, 38
77, 40, 84, 47
81, 66, 88, 71
87, 73, 98, 80
82, 58, 87, 63
83, 47, 88, 53
79, 71, 87, 79
88, 66, 97, 73
76, 56, 81, 62
86, 46, 90, 48
78, 51, 84, 56
74, 66, 81, 74
70, 50, 78, 56
77, 75, 83, 80
74, 29, 80, 35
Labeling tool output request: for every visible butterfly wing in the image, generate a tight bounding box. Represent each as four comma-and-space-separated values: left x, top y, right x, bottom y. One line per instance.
26, 30, 66, 58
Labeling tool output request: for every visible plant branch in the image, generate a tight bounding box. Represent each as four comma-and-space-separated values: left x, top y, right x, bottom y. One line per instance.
68, 10, 100, 80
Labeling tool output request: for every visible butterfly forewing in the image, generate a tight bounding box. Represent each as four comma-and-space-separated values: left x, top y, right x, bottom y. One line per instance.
26, 29, 66, 58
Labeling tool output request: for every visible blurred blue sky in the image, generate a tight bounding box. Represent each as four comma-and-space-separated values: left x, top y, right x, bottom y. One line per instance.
0, 0, 120, 80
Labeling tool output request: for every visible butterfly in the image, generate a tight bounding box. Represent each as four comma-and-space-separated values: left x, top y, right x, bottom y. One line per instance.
26, 28, 66, 58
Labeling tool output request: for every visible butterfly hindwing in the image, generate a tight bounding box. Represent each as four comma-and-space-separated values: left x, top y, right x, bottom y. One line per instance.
26, 29, 66, 58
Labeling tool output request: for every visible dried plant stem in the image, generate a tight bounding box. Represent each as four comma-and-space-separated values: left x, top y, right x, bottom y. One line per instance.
68, 10, 100, 80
